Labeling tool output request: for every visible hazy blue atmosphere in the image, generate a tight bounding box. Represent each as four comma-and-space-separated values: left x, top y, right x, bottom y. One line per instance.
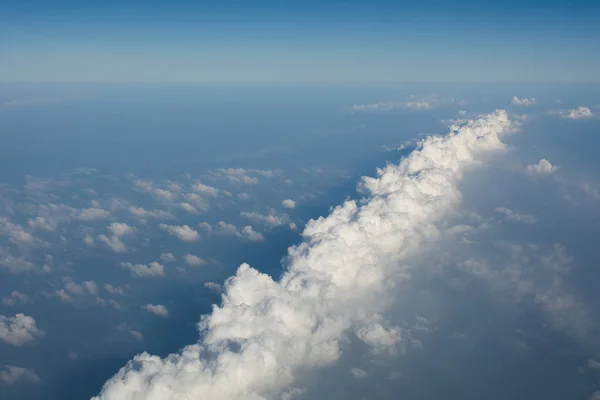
2, 1, 600, 400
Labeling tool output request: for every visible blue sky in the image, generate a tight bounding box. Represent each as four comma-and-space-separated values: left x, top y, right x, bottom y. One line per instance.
1, 0, 599, 82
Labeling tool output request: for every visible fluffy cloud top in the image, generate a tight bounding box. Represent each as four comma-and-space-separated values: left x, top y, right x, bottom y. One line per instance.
95, 111, 512, 400
160, 224, 200, 242
511, 96, 536, 106
0, 314, 44, 346
142, 304, 169, 318
526, 159, 558, 174
281, 199, 296, 209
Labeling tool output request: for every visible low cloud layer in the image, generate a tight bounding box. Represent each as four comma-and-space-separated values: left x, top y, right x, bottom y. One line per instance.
94, 110, 514, 399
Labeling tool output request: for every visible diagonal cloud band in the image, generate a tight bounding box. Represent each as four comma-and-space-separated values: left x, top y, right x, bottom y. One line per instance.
94, 110, 513, 400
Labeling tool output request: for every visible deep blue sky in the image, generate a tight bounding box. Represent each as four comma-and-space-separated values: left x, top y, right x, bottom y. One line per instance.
1, 0, 599, 82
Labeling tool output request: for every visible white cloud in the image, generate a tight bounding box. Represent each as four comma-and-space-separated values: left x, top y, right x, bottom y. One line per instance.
550, 106, 593, 119
160, 252, 177, 263
526, 159, 558, 174
240, 211, 290, 228
494, 207, 537, 224
107, 222, 136, 237
184, 254, 205, 266
238, 192, 251, 200
160, 224, 200, 242
192, 183, 221, 197
104, 284, 124, 296
281, 199, 296, 209
142, 304, 169, 318
128, 206, 173, 220
0, 249, 35, 274
210, 168, 276, 186
0, 365, 40, 386
0, 314, 44, 346
97, 234, 127, 253
216, 222, 265, 242
511, 96, 536, 106
197, 222, 213, 235
120, 262, 165, 278
74, 207, 110, 221
0, 219, 34, 244
179, 202, 199, 214
1, 291, 31, 307
95, 111, 513, 400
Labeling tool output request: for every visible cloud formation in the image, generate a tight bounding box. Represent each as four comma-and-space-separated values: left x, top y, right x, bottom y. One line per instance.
0, 365, 40, 386
0, 314, 44, 346
281, 199, 296, 209
550, 106, 593, 119
121, 262, 165, 278
142, 304, 169, 318
160, 224, 200, 242
95, 110, 513, 400
526, 159, 558, 174
511, 96, 536, 106
216, 222, 265, 242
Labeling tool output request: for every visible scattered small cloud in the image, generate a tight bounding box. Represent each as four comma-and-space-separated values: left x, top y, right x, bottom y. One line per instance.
494, 207, 537, 224
1, 291, 31, 307
159, 252, 176, 263
120, 262, 165, 278
549, 106, 593, 119
511, 96, 536, 106
215, 222, 265, 242
97, 234, 127, 253
0, 365, 40, 386
0, 314, 44, 346
183, 254, 205, 266
526, 159, 559, 174
160, 224, 200, 242
107, 222, 136, 237
281, 199, 296, 209
142, 304, 169, 318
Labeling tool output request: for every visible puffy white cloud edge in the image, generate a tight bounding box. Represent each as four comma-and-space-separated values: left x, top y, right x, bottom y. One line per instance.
94, 110, 513, 400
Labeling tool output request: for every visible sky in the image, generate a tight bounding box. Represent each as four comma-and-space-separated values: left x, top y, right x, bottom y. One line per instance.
1, 0, 600, 82
2, 1, 600, 399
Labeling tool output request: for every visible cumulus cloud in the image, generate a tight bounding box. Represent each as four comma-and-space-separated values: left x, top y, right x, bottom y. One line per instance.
0, 365, 40, 386
184, 254, 205, 266
121, 262, 165, 278
0, 219, 35, 244
216, 221, 265, 242
550, 106, 593, 119
160, 253, 177, 263
142, 304, 169, 318
240, 210, 292, 228
107, 222, 136, 237
95, 111, 513, 400
128, 206, 173, 220
104, 284, 124, 296
160, 224, 200, 242
511, 96, 536, 106
197, 222, 213, 235
282, 199, 296, 209
204, 282, 223, 294
0, 249, 35, 274
74, 206, 110, 221
192, 183, 222, 197
97, 234, 127, 253
0, 314, 44, 346
526, 159, 558, 174
1, 291, 31, 306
